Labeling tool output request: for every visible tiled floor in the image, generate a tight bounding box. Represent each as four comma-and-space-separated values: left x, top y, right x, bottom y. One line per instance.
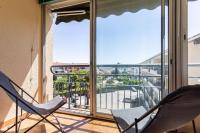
1, 113, 119, 133
0, 113, 197, 133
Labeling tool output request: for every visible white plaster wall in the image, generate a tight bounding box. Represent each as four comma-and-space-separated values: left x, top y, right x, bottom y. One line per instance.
0, 0, 41, 122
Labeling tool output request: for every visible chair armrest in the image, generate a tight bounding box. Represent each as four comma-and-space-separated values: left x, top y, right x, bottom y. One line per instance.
20, 89, 39, 104
10, 80, 39, 104
122, 104, 160, 133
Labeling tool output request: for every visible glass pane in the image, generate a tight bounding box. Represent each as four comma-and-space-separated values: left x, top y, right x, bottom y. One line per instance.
50, 16, 90, 114
188, 0, 200, 85
164, 0, 169, 95
96, 0, 168, 114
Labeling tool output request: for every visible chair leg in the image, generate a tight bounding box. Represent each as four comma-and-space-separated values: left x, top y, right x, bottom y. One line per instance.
3, 114, 31, 133
135, 118, 138, 133
51, 114, 64, 132
192, 120, 196, 133
24, 113, 64, 133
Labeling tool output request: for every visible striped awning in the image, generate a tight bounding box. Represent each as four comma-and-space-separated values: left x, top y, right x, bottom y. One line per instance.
52, 2, 90, 24
97, 0, 161, 18
51, 0, 198, 24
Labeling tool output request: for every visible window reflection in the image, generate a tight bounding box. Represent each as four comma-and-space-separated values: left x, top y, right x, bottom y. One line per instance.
96, 0, 168, 114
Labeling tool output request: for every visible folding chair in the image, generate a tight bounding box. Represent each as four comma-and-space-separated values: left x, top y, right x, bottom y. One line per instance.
0, 71, 67, 133
112, 85, 200, 133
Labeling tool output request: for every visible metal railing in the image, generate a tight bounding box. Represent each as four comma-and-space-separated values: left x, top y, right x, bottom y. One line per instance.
96, 64, 166, 112
50, 64, 169, 113
49, 63, 200, 114
96, 76, 162, 112
53, 74, 90, 110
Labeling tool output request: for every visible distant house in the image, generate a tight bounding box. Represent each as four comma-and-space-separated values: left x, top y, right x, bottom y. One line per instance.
140, 33, 200, 85
52, 62, 90, 74
140, 49, 168, 65
188, 33, 200, 85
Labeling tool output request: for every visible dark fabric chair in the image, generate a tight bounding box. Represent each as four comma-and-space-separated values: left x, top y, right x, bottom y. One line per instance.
111, 85, 200, 133
0, 71, 67, 133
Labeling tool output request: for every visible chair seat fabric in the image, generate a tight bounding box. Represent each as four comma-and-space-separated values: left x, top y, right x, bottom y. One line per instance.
33, 96, 67, 115
112, 85, 200, 133
112, 106, 151, 133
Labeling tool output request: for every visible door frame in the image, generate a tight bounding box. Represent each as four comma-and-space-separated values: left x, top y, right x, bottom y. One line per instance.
91, 0, 173, 119
172, 0, 188, 88
42, 0, 176, 120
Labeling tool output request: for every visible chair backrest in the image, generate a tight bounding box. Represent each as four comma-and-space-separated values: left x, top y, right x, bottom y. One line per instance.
0, 71, 35, 113
142, 85, 200, 133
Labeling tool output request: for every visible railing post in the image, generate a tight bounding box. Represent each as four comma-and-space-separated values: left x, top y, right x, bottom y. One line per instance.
106, 87, 108, 109
117, 91, 119, 109
68, 75, 71, 109
130, 88, 132, 108
137, 86, 139, 106
53, 82, 56, 97
139, 66, 141, 84
123, 89, 125, 109
100, 88, 102, 109
86, 83, 89, 108
139, 66, 142, 106
111, 89, 113, 109
74, 82, 77, 107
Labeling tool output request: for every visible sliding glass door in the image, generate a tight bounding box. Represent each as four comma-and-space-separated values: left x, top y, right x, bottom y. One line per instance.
95, 0, 169, 115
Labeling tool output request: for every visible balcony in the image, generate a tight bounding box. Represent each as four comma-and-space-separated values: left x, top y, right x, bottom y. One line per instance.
51, 63, 200, 116
51, 64, 167, 115
1, 0, 200, 132
0, 65, 198, 133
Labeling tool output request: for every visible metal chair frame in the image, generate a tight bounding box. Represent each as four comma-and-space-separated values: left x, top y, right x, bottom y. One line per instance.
0, 77, 66, 133
112, 102, 197, 133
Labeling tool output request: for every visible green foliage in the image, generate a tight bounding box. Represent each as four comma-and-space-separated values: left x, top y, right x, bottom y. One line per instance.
53, 68, 143, 97
123, 79, 143, 85
54, 76, 67, 83
53, 69, 89, 96
117, 75, 143, 85
117, 75, 129, 82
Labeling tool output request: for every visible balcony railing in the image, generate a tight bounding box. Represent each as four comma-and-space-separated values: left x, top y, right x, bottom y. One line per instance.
50, 63, 200, 114
53, 74, 89, 109
50, 64, 169, 113
96, 76, 162, 113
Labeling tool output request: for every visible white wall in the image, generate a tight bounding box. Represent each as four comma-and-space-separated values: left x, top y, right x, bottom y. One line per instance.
43, 5, 54, 102
0, 0, 41, 123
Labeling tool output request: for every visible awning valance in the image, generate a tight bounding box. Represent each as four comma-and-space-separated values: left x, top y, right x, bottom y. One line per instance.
97, 0, 161, 18
51, 0, 198, 24
52, 2, 90, 24
53, 0, 161, 24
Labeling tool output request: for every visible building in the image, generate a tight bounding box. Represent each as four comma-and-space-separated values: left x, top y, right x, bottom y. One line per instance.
52, 62, 89, 74
140, 33, 200, 85
188, 33, 200, 85
0, 0, 200, 132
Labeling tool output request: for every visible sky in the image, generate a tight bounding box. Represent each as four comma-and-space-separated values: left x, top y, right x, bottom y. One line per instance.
188, 0, 200, 37
53, 19, 90, 63
53, 0, 200, 64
